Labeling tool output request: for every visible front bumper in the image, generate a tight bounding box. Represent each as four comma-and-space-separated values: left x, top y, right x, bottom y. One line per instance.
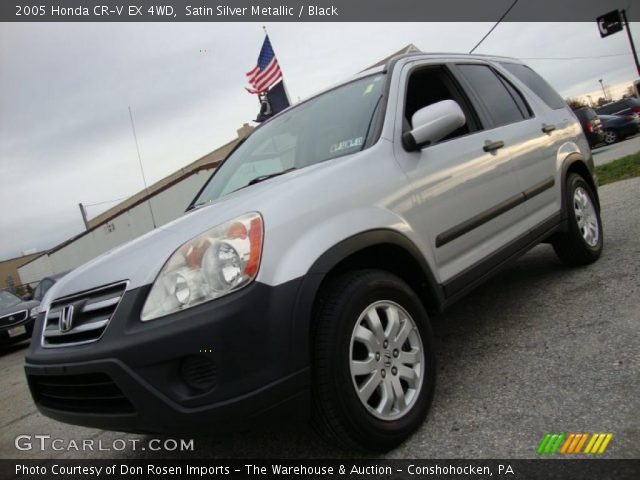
0, 317, 35, 345
24, 280, 311, 434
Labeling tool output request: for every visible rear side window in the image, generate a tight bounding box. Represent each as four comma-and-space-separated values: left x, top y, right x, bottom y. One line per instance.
575, 108, 597, 121
456, 64, 527, 127
596, 104, 616, 115
500, 63, 566, 110
598, 98, 640, 115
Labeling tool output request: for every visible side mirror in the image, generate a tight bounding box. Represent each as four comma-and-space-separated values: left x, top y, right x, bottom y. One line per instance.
402, 99, 466, 151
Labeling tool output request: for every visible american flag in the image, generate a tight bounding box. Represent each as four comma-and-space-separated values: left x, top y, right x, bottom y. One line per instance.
246, 35, 283, 95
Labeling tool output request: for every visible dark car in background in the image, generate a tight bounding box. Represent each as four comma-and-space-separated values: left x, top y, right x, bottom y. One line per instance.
0, 290, 39, 345
595, 97, 640, 117
599, 114, 640, 145
573, 107, 604, 148
32, 272, 68, 303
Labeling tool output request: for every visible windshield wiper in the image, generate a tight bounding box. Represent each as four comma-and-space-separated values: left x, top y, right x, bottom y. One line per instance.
247, 167, 296, 186
188, 168, 298, 210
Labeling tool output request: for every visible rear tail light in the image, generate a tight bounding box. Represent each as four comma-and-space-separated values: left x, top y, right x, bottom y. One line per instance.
632, 106, 640, 113
585, 121, 593, 133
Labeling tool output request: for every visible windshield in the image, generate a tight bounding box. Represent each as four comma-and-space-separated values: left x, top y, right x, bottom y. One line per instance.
193, 74, 385, 206
0, 290, 21, 309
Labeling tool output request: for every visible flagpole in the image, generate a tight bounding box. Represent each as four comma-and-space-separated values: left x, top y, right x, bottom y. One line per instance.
128, 106, 157, 229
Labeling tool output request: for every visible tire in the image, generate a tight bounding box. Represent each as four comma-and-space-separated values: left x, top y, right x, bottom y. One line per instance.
311, 269, 436, 452
603, 129, 618, 145
552, 173, 603, 266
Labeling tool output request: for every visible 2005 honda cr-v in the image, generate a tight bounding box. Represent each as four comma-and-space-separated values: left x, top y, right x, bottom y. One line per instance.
26, 53, 603, 452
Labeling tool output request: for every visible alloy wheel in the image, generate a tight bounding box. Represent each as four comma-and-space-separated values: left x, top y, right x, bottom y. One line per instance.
604, 130, 617, 144
573, 186, 599, 247
349, 300, 425, 420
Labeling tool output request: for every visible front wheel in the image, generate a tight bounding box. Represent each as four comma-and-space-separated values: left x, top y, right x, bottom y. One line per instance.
311, 269, 436, 452
552, 173, 603, 266
603, 129, 618, 145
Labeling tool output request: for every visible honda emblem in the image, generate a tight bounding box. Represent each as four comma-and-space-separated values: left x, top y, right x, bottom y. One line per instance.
59, 305, 75, 333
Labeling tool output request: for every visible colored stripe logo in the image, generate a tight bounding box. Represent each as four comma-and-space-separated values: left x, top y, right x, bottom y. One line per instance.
537, 433, 613, 454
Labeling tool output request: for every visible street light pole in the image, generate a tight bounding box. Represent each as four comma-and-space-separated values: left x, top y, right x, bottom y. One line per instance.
599, 79, 607, 102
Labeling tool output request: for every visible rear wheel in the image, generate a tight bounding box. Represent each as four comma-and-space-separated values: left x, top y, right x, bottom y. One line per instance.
603, 129, 617, 145
312, 269, 436, 452
552, 173, 603, 266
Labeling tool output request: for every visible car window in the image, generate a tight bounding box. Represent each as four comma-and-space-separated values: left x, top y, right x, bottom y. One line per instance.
219, 133, 297, 196
598, 98, 640, 115
193, 74, 385, 205
0, 290, 21, 308
499, 62, 566, 110
500, 75, 533, 119
33, 282, 43, 301
456, 64, 526, 127
35, 279, 53, 301
597, 104, 616, 115
575, 108, 597, 121
403, 65, 479, 142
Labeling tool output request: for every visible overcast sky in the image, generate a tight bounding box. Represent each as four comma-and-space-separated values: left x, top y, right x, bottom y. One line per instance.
1, 21, 639, 260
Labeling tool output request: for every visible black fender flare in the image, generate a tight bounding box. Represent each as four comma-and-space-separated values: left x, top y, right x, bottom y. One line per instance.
560, 152, 600, 220
289, 229, 444, 370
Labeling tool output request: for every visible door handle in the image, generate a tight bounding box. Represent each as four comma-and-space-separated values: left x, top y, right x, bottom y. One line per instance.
542, 124, 556, 134
483, 140, 504, 152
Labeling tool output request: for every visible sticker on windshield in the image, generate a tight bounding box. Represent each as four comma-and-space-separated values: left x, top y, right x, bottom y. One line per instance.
330, 137, 364, 153
363, 83, 375, 95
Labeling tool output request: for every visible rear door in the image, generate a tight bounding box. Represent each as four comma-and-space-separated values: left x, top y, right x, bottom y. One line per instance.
497, 62, 576, 228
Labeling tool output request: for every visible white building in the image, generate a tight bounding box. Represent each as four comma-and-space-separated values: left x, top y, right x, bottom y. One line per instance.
18, 124, 253, 285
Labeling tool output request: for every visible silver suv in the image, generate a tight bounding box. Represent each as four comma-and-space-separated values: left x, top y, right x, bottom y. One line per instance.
26, 53, 602, 452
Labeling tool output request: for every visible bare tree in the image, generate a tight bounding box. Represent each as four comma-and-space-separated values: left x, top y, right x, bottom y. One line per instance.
565, 97, 587, 110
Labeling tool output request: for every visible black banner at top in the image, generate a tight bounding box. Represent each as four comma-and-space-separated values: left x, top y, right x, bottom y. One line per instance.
1, 0, 638, 22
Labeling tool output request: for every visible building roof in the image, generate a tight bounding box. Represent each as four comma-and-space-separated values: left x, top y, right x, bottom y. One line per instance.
29, 124, 253, 261
362, 44, 422, 71
87, 123, 253, 229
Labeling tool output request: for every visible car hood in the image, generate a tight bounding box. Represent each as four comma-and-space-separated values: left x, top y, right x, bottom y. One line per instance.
44, 162, 328, 304
0, 299, 39, 316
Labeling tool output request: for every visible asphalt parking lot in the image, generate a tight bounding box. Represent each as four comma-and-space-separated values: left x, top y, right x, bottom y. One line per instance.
1, 178, 639, 460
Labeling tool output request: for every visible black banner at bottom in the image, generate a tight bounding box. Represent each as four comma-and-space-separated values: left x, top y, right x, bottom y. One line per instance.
5, 459, 640, 480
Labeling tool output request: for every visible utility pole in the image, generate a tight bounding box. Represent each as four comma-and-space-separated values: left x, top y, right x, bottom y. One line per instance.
620, 9, 640, 77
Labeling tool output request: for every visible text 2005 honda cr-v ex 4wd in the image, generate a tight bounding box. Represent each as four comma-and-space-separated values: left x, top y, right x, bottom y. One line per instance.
25, 53, 603, 452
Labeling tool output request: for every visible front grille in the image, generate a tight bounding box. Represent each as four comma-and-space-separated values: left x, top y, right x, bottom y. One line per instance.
0, 310, 28, 327
42, 282, 126, 348
29, 372, 135, 414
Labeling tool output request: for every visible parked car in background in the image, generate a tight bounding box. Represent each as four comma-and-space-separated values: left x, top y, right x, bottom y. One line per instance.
0, 290, 38, 345
28, 271, 68, 320
599, 114, 640, 145
573, 107, 604, 148
33, 272, 68, 302
595, 97, 640, 117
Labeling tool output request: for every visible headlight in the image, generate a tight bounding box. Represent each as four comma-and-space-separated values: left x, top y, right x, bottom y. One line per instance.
29, 306, 40, 318
141, 212, 263, 321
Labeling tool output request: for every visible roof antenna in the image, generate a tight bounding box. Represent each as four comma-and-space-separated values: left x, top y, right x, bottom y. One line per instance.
128, 106, 157, 229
